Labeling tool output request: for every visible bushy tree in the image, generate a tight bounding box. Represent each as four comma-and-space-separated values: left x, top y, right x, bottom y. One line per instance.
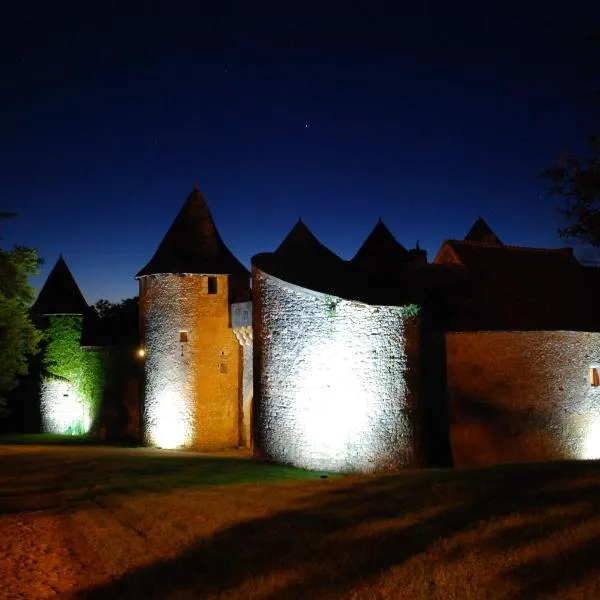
545, 133, 600, 249
0, 243, 44, 413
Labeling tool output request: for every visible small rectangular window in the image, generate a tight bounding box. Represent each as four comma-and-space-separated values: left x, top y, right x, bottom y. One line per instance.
208, 276, 218, 294
180, 331, 188, 343
591, 367, 599, 387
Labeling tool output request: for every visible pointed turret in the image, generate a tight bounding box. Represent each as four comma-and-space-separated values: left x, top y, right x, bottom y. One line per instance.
31, 255, 88, 316
274, 219, 344, 267
137, 186, 249, 451
136, 186, 249, 278
351, 220, 410, 267
464, 217, 503, 245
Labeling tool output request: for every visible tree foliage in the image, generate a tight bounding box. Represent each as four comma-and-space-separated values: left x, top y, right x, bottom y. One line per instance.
91, 297, 139, 346
544, 114, 600, 249
93, 297, 138, 320
0, 244, 44, 413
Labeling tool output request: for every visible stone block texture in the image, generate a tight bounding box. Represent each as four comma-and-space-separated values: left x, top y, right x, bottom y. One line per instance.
446, 331, 600, 466
140, 274, 241, 449
253, 267, 421, 473
41, 378, 91, 434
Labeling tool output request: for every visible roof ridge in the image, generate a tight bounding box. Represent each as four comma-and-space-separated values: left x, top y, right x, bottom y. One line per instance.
446, 239, 574, 254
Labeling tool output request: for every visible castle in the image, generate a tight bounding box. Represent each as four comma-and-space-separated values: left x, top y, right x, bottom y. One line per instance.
29, 186, 600, 473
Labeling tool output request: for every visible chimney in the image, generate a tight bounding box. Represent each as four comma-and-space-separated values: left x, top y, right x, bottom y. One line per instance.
408, 241, 427, 266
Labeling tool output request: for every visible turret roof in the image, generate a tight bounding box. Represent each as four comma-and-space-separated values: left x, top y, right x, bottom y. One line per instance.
351, 219, 410, 265
274, 219, 345, 267
464, 217, 503, 245
136, 187, 249, 278
31, 255, 88, 316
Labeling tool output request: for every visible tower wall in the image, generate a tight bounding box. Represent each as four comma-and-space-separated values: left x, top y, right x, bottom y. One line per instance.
140, 274, 241, 449
253, 266, 422, 473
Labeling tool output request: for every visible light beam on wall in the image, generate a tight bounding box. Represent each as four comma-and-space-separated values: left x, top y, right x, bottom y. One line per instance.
146, 386, 192, 449
583, 418, 600, 460
142, 276, 196, 449
41, 378, 90, 435
293, 339, 377, 462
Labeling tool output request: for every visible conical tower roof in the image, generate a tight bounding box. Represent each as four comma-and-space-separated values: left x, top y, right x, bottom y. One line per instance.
351, 219, 410, 265
464, 217, 503, 245
136, 187, 249, 278
274, 219, 344, 267
31, 255, 88, 316
253, 219, 347, 299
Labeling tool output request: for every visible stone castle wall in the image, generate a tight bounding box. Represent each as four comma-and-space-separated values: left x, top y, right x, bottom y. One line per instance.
446, 331, 600, 466
253, 266, 421, 473
140, 274, 241, 449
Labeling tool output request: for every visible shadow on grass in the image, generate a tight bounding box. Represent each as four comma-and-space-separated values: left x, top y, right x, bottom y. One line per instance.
80, 460, 600, 599
0, 448, 332, 514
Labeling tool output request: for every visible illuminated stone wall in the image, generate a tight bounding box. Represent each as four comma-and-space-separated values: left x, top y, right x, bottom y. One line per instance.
140, 274, 241, 449
232, 302, 253, 448
39, 315, 104, 436
253, 267, 421, 473
446, 331, 600, 466
41, 378, 91, 435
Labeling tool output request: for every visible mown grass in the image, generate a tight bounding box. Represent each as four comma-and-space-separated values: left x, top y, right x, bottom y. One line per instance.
1, 446, 599, 599
0, 445, 335, 514
0, 432, 100, 445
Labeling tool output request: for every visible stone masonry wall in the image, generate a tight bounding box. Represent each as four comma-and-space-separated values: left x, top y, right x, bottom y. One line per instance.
446, 331, 600, 466
253, 267, 421, 473
140, 274, 241, 449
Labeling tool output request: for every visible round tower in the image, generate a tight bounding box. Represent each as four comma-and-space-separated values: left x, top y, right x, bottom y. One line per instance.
252, 220, 422, 473
136, 186, 250, 449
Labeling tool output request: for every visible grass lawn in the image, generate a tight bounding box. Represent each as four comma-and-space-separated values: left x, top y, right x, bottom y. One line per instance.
1, 445, 599, 599
0, 433, 104, 445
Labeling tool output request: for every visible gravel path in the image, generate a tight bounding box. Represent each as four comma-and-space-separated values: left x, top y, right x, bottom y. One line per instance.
0, 511, 101, 599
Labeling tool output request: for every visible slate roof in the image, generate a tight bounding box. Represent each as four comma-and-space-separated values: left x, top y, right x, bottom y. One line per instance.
31, 255, 88, 316
136, 187, 250, 278
464, 217, 503, 245
442, 240, 579, 272
253, 219, 349, 297
274, 219, 345, 266
253, 219, 426, 306
351, 219, 410, 267
434, 240, 596, 330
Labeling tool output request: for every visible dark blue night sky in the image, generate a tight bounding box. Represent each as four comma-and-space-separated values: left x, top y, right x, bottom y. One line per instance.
2, 1, 599, 302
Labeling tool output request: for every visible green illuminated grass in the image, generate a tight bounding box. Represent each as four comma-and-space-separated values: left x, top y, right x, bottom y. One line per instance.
0, 445, 336, 513
0, 433, 100, 445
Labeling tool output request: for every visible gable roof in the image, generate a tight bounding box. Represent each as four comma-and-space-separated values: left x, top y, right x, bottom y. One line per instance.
464, 217, 503, 245
436, 240, 579, 272
351, 219, 410, 266
136, 186, 249, 278
31, 255, 88, 316
433, 240, 592, 330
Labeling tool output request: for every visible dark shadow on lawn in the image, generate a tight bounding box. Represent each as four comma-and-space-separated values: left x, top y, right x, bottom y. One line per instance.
0, 449, 328, 514
81, 460, 600, 599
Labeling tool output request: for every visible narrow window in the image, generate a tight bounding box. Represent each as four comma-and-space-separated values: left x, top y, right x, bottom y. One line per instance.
180, 331, 188, 343
207, 276, 218, 294
591, 367, 599, 387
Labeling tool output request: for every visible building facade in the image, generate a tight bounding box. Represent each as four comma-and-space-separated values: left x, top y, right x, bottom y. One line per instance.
33, 190, 600, 473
